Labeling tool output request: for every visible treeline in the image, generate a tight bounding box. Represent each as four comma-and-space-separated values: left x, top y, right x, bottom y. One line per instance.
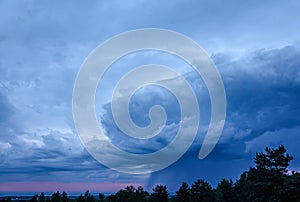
1, 145, 300, 202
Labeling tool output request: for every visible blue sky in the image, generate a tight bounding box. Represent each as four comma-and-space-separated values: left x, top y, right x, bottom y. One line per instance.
0, 0, 300, 193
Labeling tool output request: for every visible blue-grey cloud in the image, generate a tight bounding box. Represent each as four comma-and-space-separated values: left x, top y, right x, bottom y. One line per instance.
99, 45, 300, 190
187, 46, 300, 188
0, 91, 14, 124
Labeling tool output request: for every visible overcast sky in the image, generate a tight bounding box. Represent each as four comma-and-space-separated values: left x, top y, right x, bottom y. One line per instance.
0, 0, 300, 194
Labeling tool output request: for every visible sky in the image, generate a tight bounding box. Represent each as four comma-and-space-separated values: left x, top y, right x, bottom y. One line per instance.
0, 0, 300, 194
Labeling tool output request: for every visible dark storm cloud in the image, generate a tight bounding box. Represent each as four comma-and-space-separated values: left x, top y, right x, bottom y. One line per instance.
101, 45, 300, 157
222, 46, 300, 140
99, 45, 300, 190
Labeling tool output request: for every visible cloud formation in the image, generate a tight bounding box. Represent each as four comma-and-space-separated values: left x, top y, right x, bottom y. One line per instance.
0, 0, 300, 192
98, 45, 300, 189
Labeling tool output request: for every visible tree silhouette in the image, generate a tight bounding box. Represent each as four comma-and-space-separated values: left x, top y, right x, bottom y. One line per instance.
106, 194, 116, 202
114, 185, 148, 202
98, 193, 105, 202
76, 191, 94, 202
76, 194, 84, 202
191, 179, 215, 202
135, 186, 149, 202
174, 182, 191, 202
234, 144, 297, 201
29, 195, 38, 202
51, 191, 61, 202
150, 185, 169, 202
254, 144, 293, 172
38, 193, 45, 202
61, 192, 67, 202
282, 172, 300, 201
215, 179, 234, 202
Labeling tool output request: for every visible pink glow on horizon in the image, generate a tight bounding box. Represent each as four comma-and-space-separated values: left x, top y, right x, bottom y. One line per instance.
0, 182, 145, 193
